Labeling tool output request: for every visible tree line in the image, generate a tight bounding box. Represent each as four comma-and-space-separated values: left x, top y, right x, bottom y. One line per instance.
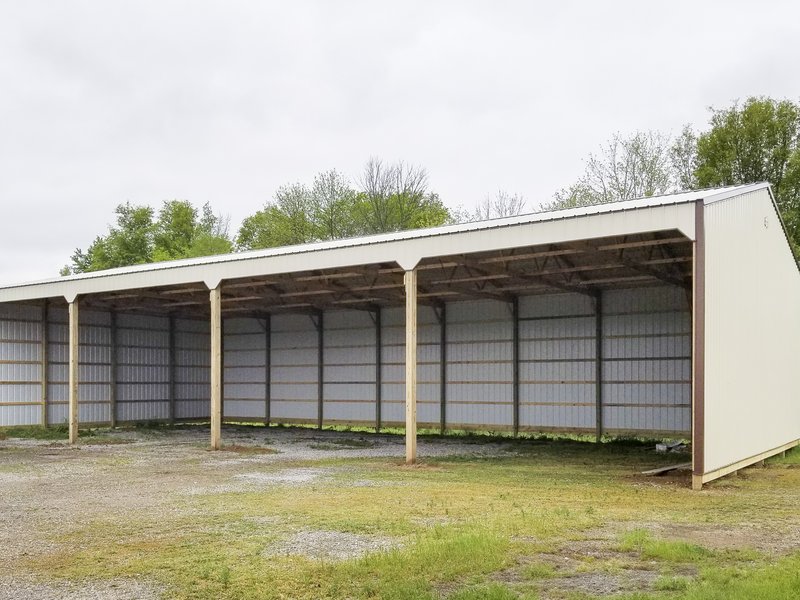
63, 96, 800, 274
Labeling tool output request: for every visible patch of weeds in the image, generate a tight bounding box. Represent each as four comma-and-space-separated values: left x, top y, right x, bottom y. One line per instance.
768, 446, 800, 466
449, 582, 521, 600
523, 562, 558, 579
81, 437, 133, 446
0, 424, 97, 440
619, 529, 712, 562
654, 574, 692, 591
221, 445, 278, 455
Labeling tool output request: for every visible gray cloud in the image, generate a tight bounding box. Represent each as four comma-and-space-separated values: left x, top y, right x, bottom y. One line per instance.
1, 0, 799, 283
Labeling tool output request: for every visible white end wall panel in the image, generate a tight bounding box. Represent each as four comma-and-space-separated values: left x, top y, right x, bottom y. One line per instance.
703, 190, 800, 474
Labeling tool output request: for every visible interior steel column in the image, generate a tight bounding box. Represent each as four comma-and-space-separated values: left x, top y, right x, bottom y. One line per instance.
374, 307, 382, 432
438, 304, 447, 435
315, 311, 324, 430
405, 269, 418, 464
109, 311, 118, 428
594, 291, 603, 442
264, 314, 271, 425
210, 285, 222, 450
40, 300, 48, 428
511, 297, 520, 436
68, 298, 80, 444
167, 314, 176, 425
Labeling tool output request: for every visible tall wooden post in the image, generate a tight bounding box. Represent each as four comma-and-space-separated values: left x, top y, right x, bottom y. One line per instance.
405, 269, 418, 464
210, 286, 222, 450
68, 298, 80, 445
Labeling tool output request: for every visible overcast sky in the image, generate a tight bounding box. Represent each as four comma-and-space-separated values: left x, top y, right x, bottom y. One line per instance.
1, 1, 799, 284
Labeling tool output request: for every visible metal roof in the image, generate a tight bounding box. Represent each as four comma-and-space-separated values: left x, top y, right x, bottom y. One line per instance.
0, 183, 770, 304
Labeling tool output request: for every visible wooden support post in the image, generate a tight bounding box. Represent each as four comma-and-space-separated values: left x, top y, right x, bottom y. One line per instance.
40, 301, 48, 428
168, 315, 176, 425
374, 307, 382, 432
315, 311, 324, 430
210, 286, 222, 450
68, 298, 80, 445
405, 269, 418, 464
438, 303, 447, 435
265, 314, 271, 425
594, 291, 603, 442
511, 297, 520, 437
109, 311, 118, 428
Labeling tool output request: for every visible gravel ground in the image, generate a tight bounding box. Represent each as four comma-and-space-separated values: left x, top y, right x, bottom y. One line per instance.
264, 530, 400, 560
0, 425, 509, 599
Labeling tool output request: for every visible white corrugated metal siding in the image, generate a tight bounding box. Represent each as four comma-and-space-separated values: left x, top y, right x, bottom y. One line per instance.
602, 287, 691, 434
703, 189, 800, 475
270, 313, 319, 422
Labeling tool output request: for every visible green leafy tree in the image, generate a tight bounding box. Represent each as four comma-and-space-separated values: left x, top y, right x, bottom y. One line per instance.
695, 97, 800, 252
63, 200, 232, 274
543, 131, 675, 211
236, 183, 316, 250
355, 158, 445, 234
236, 159, 453, 251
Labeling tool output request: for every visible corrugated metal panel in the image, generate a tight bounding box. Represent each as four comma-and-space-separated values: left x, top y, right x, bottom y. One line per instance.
703, 189, 800, 473
323, 309, 377, 425
270, 313, 318, 422
602, 287, 691, 433
445, 300, 512, 428
222, 317, 267, 421
381, 305, 441, 427
115, 313, 169, 422
174, 318, 210, 419
519, 293, 594, 430
45, 307, 112, 426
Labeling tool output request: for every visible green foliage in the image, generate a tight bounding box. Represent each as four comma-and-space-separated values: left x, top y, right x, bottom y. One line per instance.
695, 96, 800, 253
64, 200, 232, 274
236, 161, 453, 251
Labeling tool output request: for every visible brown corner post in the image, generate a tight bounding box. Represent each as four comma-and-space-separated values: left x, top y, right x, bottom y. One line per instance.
209, 285, 222, 450
692, 201, 706, 491
405, 269, 418, 464
68, 298, 80, 445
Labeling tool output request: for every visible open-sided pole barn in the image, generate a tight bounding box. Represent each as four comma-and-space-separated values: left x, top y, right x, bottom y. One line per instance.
0, 183, 798, 489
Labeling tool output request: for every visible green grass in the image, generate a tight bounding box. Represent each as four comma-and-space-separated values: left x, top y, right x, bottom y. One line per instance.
6, 425, 800, 599
618, 529, 712, 562
0, 424, 99, 440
